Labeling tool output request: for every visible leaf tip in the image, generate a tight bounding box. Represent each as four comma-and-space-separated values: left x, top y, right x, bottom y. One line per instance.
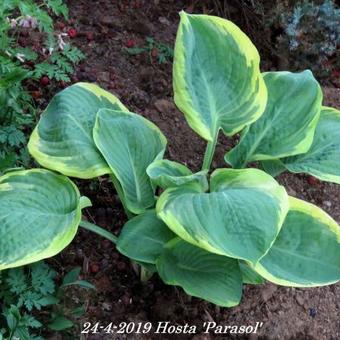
79, 196, 92, 209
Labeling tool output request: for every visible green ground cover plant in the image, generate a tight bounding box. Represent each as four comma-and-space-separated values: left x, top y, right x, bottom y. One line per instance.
125, 36, 174, 64
269, 0, 339, 78
0, 11, 339, 307
0, 262, 94, 339
0, 0, 84, 171
208, 0, 339, 79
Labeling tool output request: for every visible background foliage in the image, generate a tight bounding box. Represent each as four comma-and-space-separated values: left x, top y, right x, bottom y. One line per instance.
0, 262, 94, 339
0, 0, 84, 172
202, 0, 339, 78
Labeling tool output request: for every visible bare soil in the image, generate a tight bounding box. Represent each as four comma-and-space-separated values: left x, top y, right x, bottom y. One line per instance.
47, 1, 340, 339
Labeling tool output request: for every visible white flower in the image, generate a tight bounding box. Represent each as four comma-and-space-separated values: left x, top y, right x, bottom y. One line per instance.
57, 33, 68, 50
11, 19, 17, 28
30, 16, 38, 29
19, 16, 38, 29
16, 53, 25, 62
42, 47, 54, 55
6, 17, 17, 28
19, 17, 30, 28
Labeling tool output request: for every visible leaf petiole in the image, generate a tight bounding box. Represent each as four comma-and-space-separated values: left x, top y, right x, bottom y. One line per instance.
202, 131, 218, 171
110, 175, 134, 219
79, 220, 118, 244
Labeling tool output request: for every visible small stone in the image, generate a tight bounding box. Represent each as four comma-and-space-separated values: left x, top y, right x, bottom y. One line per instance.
323, 200, 332, 207
102, 302, 112, 311
287, 186, 297, 197
295, 294, 304, 307
159, 17, 170, 26
97, 71, 110, 83
309, 307, 317, 318
154, 98, 175, 114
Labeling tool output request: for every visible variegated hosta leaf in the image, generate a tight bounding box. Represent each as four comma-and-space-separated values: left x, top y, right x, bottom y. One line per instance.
254, 197, 340, 287
239, 261, 265, 285
28, 83, 128, 179
261, 159, 286, 178
225, 71, 322, 168
173, 11, 267, 142
0, 169, 87, 270
117, 210, 175, 264
280, 107, 340, 184
157, 168, 289, 264
157, 238, 243, 307
146, 159, 208, 191
93, 109, 167, 214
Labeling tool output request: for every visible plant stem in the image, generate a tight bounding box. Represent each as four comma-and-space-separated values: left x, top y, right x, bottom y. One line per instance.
110, 175, 134, 219
140, 267, 153, 282
79, 220, 118, 244
202, 131, 218, 171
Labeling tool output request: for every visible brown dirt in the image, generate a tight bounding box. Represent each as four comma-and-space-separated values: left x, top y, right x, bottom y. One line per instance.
47, 1, 340, 339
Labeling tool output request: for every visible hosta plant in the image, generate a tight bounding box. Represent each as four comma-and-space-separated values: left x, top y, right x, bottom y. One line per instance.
1, 12, 340, 307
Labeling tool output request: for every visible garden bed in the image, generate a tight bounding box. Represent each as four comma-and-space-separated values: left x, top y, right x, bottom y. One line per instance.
35, 1, 340, 339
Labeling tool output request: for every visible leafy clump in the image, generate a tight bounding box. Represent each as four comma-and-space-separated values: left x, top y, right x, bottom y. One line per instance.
125, 37, 174, 64
0, 57, 34, 172
0, 11, 339, 308
0, 262, 94, 339
0, 0, 84, 172
32, 44, 85, 83
207, 0, 339, 78
269, 0, 339, 78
